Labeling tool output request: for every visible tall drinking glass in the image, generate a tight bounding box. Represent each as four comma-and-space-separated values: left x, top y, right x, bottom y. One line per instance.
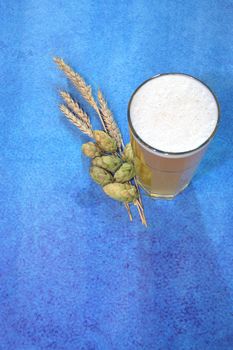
128, 73, 220, 198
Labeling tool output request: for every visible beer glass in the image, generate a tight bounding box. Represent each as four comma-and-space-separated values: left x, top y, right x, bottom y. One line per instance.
128, 74, 220, 199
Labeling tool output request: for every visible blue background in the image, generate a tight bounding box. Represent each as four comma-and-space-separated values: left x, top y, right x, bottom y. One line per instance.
1, 1, 233, 349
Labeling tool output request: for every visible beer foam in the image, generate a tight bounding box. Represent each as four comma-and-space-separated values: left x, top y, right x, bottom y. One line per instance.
130, 74, 218, 153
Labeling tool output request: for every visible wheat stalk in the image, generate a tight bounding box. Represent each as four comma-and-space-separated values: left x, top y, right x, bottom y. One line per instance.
135, 199, 147, 226
60, 91, 92, 129
60, 104, 93, 138
124, 203, 133, 221
55, 57, 147, 226
98, 89, 123, 150
54, 57, 99, 113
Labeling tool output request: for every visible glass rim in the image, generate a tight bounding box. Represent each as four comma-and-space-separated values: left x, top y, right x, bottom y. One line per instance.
128, 72, 221, 156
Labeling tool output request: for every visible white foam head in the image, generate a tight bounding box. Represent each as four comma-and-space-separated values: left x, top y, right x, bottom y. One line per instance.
130, 74, 218, 153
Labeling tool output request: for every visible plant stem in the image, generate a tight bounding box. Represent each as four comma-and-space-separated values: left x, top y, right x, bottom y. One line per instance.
124, 203, 133, 221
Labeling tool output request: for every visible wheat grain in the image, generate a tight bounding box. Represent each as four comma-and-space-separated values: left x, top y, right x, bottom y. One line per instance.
60, 104, 93, 138
60, 91, 92, 129
98, 89, 123, 149
54, 57, 99, 113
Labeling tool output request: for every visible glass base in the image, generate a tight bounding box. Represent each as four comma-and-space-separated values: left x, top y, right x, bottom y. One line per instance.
137, 180, 190, 200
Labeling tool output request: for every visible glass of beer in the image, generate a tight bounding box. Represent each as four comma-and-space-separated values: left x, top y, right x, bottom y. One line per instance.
128, 73, 220, 199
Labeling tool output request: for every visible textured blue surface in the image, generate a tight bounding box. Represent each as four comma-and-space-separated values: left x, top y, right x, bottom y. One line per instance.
1, 1, 233, 349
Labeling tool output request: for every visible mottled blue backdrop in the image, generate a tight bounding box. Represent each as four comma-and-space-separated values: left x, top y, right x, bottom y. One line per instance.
1, 1, 233, 349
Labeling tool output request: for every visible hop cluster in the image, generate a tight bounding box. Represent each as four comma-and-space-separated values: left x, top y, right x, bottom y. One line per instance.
103, 183, 138, 203
82, 134, 137, 203
90, 166, 113, 186
92, 155, 122, 173
122, 143, 134, 163
93, 130, 117, 153
82, 142, 102, 158
114, 162, 135, 183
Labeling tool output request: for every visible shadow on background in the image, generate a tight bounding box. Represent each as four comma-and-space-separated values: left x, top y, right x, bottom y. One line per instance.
136, 186, 233, 349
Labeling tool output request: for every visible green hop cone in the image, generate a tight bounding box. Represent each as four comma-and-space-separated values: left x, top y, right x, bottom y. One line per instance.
103, 183, 139, 203
122, 143, 134, 163
93, 130, 117, 153
92, 155, 122, 173
82, 142, 102, 158
90, 166, 114, 186
114, 162, 136, 183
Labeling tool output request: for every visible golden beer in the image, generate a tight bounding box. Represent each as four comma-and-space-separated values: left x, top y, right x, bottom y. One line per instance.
128, 74, 220, 198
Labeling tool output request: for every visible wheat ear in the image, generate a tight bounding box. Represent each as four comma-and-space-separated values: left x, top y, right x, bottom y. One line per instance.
97, 89, 123, 149
54, 57, 99, 113
60, 104, 93, 138
60, 91, 92, 129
